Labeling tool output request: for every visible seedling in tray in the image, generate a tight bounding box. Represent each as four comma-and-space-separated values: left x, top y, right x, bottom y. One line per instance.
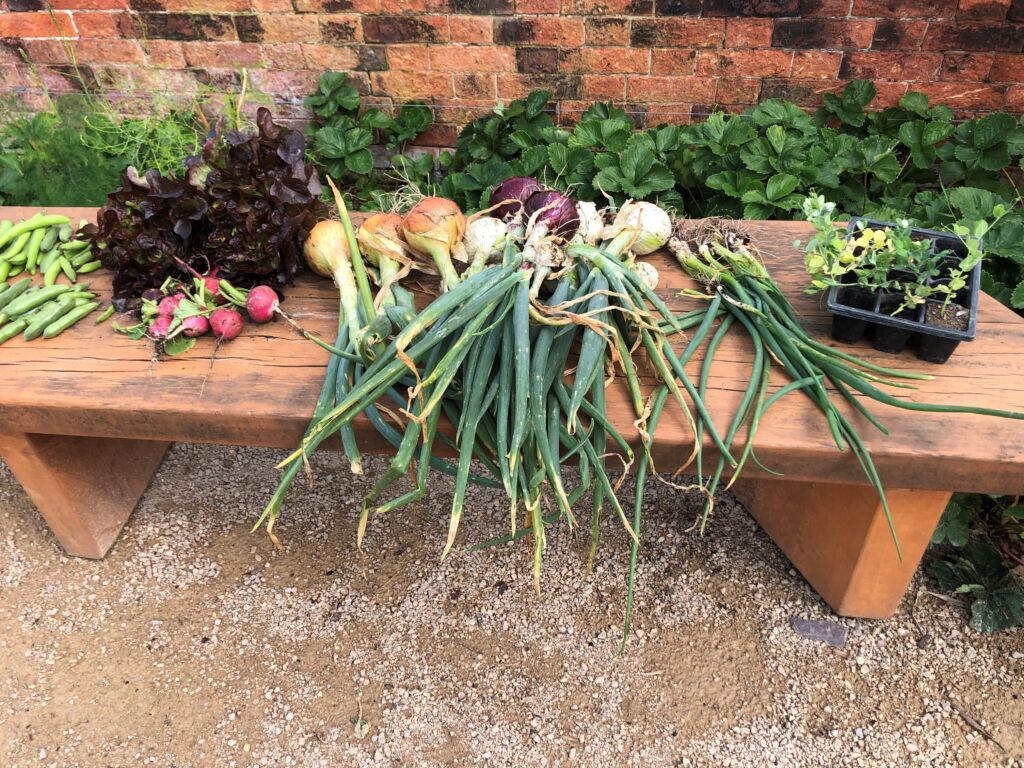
801, 194, 1007, 364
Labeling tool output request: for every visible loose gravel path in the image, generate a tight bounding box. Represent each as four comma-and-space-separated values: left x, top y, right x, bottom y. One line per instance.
1, 444, 1021, 767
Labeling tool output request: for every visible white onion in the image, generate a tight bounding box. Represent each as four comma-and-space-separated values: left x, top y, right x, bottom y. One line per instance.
575, 201, 605, 246
604, 201, 673, 255
631, 261, 660, 291
464, 216, 508, 267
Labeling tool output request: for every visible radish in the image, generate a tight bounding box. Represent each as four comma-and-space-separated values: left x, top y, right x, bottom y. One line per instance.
148, 315, 172, 338
158, 293, 185, 317
246, 285, 279, 324
211, 308, 244, 340
202, 275, 223, 303
181, 315, 210, 337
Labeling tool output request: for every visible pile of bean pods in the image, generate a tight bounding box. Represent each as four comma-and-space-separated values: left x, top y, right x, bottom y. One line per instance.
0, 213, 113, 345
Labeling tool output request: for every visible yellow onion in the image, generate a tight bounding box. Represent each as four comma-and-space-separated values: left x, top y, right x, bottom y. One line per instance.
357, 213, 405, 267
464, 216, 508, 273
401, 197, 466, 291
305, 220, 361, 338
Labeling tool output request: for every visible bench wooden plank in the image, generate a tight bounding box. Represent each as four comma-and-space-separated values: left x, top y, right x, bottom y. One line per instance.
2, 207, 1022, 493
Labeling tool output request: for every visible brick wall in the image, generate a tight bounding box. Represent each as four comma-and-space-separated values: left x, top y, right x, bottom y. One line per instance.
1, 0, 1022, 144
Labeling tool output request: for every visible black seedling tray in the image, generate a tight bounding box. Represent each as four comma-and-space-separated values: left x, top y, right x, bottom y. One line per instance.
825, 217, 981, 365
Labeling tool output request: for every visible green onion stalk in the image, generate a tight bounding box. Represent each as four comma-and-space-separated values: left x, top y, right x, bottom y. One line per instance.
666, 219, 1024, 560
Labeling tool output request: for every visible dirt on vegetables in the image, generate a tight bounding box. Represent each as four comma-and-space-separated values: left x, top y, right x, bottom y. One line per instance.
1, 445, 1022, 767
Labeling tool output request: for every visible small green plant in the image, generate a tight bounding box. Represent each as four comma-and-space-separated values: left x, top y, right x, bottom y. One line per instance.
930, 493, 1024, 632
304, 71, 434, 209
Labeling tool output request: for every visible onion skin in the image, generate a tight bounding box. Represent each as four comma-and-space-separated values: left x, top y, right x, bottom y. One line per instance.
607, 201, 672, 255
357, 213, 405, 267
523, 189, 580, 241
489, 176, 544, 221
304, 220, 350, 279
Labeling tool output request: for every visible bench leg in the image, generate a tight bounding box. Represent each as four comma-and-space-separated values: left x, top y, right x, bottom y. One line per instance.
0, 432, 169, 559
732, 478, 951, 619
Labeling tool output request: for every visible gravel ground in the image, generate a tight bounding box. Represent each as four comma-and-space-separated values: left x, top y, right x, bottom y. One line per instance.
0, 444, 1022, 768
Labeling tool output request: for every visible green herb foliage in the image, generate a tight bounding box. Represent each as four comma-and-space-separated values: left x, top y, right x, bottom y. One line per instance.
303, 72, 435, 210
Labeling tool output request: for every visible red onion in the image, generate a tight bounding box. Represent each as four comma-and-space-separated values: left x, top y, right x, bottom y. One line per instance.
523, 189, 580, 240
489, 176, 544, 221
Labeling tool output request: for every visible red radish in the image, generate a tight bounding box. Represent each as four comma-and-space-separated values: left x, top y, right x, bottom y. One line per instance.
148, 315, 172, 338
181, 315, 210, 337
246, 285, 279, 324
202, 275, 223, 302
158, 293, 185, 317
211, 308, 244, 340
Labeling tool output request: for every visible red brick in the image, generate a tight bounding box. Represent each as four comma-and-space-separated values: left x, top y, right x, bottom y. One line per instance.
449, 16, 492, 43
1005, 84, 1024, 111
758, 77, 845, 106
379, 0, 428, 10
72, 39, 145, 64
582, 73, 625, 99
518, 0, 562, 10
564, 47, 649, 74
387, 43, 429, 70
497, 73, 582, 98
372, 71, 454, 98
791, 51, 842, 79
244, 15, 320, 42
414, 123, 460, 147
715, 77, 760, 104
922, 22, 1023, 51
644, 103, 693, 126
630, 18, 725, 48
839, 52, 941, 81
695, 49, 792, 77
0, 66, 28, 90
362, 15, 446, 43
251, 0, 296, 10
801, 0, 854, 13
585, 17, 630, 46
292, 0, 378, 10
259, 43, 304, 69
318, 14, 364, 42
73, 12, 125, 38
183, 42, 265, 68
651, 48, 696, 75
957, 0, 1012, 17
21, 40, 73, 65
51, 0, 126, 8
724, 18, 773, 48
941, 52, 993, 80
162, 0, 252, 10
494, 17, 585, 47
771, 20, 876, 50
851, 0, 957, 16
0, 12, 76, 38
871, 21, 928, 51
562, 0, 654, 12
429, 45, 515, 71
990, 54, 1024, 81
914, 82, 1007, 108
249, 69, 321, 99
454, 72, 497, 99
626, 75, 715, 102
300, 43, 360, 69
143, 40, 186, 68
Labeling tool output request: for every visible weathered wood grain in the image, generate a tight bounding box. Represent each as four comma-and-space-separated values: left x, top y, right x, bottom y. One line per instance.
2, 207, 1024, 495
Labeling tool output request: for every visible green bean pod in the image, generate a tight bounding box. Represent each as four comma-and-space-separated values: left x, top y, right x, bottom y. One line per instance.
0, 278, 32, 312
0, 318, 29, 345
70, 248, 94, 268
39, 249, 60, 273
76, 260, 102, 274
43, 301, 99, 339
1, 230, 32, 262
0, 262, 10, 282
0, 220, 12, 238
39, 226, 58, 253
4, 284, 72, 316
0, 214, 69, 250
57, 223, 72, 242
43, 259, 63, 286
24, 227, 47, 274
58, 256, 76, 282
95, 305, 115, 323
59, 239, 91, 253
24, 296, 75, 341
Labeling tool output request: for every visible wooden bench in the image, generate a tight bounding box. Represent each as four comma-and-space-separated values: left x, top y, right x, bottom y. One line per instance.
3, 206, 1024, 619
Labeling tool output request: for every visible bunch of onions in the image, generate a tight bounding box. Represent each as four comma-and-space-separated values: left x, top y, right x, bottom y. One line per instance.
463, 216, 508, 274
